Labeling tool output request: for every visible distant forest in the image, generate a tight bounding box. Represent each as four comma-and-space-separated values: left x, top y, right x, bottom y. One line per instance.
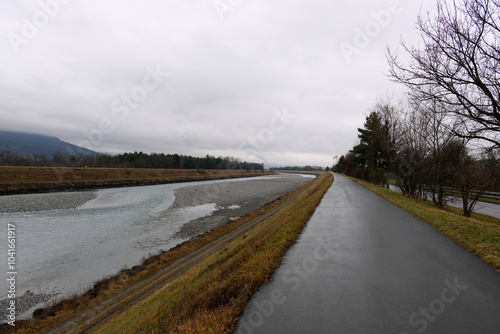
0, 150, 264, 171
272, 166, 327, 172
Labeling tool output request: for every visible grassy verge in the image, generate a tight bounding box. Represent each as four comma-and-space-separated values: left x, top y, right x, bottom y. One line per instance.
476, 197, 500, 205
445, 191, 500, 205
0, 167, 273, 194
93, 172, 333, 333
274, 170, 323, 175
478, 198, 500, 205
351, 177, 500, 270
389, 182, 500, 205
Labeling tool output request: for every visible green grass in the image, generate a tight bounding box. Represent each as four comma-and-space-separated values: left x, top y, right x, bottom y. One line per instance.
93, 172, 334, 334
445, 191, 500, 205
477, 197, 500, 205
351, 177, 500, 271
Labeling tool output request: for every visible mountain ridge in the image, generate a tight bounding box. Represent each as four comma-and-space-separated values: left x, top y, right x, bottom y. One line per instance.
0, 130, 99, 158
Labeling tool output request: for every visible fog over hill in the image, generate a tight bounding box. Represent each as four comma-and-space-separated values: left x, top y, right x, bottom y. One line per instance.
0, 130, 99, 159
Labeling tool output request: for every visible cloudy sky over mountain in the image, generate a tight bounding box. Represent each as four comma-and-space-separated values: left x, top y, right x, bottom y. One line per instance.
0, 0, 435, 166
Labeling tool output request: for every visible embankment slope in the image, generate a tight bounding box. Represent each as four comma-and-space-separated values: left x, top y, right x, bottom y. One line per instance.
0, 167, 273, 195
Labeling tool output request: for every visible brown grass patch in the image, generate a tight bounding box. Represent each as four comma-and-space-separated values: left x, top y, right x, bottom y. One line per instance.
0, 167, 274, 194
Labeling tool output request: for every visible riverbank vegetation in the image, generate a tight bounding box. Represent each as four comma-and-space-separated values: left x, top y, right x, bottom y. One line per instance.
335, 106, 499, 217
352, 177, 500, 271
335, 0, 500, 216
0, 167, 273, 195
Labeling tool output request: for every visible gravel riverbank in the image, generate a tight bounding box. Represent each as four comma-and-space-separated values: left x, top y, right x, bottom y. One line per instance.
168, 175, 313, 238
0, 191, 97, 213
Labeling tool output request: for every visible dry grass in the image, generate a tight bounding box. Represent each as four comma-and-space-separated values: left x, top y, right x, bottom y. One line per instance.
93, 172, 334, 334
0, 167, 273, 194
275, 170, 325, 176
351, 177, 500, 270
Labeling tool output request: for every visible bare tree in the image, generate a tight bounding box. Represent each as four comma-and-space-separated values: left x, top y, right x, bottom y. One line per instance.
410, 99, 459, 207
446, 143, 495, 216
395, 110, 429, 197
387, 0, 500, 147
372, 96, 404, 188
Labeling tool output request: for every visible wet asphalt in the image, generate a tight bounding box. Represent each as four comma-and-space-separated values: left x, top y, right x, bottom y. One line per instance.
235, 174, 500, 334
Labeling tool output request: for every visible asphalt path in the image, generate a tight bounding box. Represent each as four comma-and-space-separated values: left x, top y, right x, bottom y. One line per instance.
235, 173, 500, 334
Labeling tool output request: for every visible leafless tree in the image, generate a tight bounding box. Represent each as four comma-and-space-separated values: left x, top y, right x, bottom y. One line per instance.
409, 99, 459, 207
387, 0, 500, 148
396, 109, 430, 197
446, 143, 495, 216
371, 96, 404, 188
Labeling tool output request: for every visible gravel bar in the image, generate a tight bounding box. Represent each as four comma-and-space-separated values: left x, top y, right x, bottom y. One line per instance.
0, 291, 56, 321
0, 191, 97, 213
168, 174, 313, 238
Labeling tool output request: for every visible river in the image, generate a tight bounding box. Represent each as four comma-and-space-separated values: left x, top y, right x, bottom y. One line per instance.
0, 173, 314, 319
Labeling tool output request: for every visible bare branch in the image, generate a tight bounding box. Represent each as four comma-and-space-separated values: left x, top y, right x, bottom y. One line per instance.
387, 0, 500, 147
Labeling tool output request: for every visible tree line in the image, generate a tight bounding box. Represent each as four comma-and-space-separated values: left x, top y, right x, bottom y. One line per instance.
0, 151, 264, 171
335, 0, 500, 217
272, 165, 327, 172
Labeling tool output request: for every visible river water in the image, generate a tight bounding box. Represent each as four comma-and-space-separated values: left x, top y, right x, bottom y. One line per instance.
0, 174, 312, 318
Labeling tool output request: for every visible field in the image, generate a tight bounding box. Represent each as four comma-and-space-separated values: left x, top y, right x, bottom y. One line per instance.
0, 167, 273, 194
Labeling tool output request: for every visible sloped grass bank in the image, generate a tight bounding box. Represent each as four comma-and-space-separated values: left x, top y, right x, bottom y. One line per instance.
0, 167, 273, 194
352, 177, 500, 270
94, 172, 334, 333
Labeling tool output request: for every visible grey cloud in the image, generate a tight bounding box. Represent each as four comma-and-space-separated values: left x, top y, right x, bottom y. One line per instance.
0, 0, 435, 166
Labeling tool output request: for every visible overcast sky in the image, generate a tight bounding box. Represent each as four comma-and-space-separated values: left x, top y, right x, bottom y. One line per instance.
0, 0, 435, 167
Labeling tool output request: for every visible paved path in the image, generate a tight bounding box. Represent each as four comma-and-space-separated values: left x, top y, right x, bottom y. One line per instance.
236, 174, 500, 334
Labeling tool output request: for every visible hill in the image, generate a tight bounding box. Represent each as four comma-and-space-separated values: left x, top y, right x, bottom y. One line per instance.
0, 130, 98, 159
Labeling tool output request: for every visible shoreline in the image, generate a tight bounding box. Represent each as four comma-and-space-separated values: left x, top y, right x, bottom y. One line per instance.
0, 167, 274, 196
0, 174, 310, 325
0, 191, 97, 213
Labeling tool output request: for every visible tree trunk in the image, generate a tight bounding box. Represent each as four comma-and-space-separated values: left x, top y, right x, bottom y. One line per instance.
437, 183, 444, 209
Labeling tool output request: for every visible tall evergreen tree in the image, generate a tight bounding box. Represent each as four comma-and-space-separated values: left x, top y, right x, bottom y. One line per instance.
351, 112, 388, 184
